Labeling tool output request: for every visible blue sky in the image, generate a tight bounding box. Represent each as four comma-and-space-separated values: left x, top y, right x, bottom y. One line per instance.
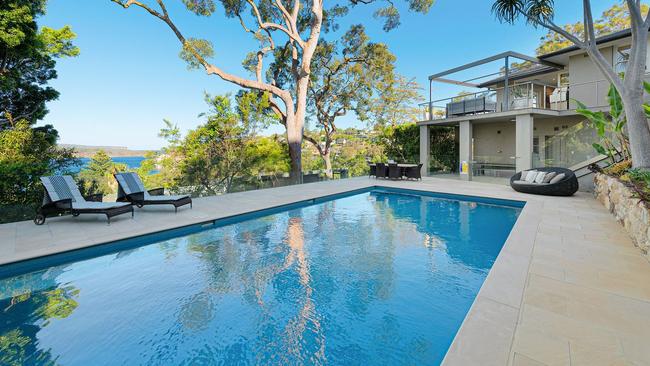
40, 0, 614, 150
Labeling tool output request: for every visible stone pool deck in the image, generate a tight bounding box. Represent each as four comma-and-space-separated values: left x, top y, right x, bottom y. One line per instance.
0, 177, 647, 365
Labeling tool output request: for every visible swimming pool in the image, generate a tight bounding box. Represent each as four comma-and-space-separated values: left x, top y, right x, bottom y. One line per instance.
0, 188, 522, 365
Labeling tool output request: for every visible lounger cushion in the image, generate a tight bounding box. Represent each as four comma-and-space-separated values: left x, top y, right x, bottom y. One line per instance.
115, 173, 146, 195
549, 173, 566, 184
141, 194, 189, 202
534, 172, 547, 184
41, 176, 85, 202
72, 201, 131, 210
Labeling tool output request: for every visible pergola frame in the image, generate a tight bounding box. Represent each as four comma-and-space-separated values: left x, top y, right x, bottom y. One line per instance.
427, 51, 564, 116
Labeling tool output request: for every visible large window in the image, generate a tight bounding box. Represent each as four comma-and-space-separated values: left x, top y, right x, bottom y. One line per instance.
615, 46, 631, 75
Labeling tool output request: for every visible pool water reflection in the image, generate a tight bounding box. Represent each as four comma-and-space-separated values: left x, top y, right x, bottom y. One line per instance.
0, 190, 521, 365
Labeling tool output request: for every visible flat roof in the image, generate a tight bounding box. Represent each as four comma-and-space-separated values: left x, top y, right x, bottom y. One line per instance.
476, 65, 558, 88
539, 28, 634, 59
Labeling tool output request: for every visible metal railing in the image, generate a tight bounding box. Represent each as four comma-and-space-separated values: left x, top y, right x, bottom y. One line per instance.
419, 79, 611, 121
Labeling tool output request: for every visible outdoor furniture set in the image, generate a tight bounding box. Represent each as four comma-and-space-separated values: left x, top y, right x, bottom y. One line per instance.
34, 172, 192, 225
510, 167, 579, 196
368, 163, 423, 180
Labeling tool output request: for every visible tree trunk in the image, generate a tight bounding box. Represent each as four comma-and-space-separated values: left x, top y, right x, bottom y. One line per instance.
620, 26, 650, 170
286, 74, 312, 184
323, 150, 333, 179
622, 94, 650, 169
285, 112, 303, 184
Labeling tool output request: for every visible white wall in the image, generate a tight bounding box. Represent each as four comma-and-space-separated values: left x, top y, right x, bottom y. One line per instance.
568, 46, 613, 108
472, 117, 589, 167
472, 122, 515, 165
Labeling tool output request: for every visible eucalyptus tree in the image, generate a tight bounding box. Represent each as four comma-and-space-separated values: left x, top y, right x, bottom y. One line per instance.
110, 0, 433, 182
492, 0, 650, 170
301, 25, 396, 177
363, 75, 423, 128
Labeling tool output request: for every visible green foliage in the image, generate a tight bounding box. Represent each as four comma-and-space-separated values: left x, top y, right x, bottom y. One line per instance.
235, 90, 277, 130
628, 168, 650, 187
247, 136, 290, 175
429, 126, 458, 172
379, 123, 456, 172
621, 167, 650, 203
0, 118, 79, 222
158, 118, 182, 146
0, 0, 78, 126
362, 75, 423, 128
302, 24, 400, 174
374, 6, 400, 32
497, 2, 649, 71
575, 84, 631, 164
492, 0, 554, 26
535, 3, 650, 55
183, 0, 216, 16
154, 93, 284, 195
78, 150, 127, 195
179, 38, 214, 70
379, 123, 420, 163
39, 25, 80, 58
179, 95, 250, 194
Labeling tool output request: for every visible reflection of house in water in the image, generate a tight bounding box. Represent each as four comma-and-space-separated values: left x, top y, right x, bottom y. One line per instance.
370, 191, 516, 270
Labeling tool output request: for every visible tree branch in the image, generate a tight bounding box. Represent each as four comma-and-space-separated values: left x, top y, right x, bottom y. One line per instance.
626, 0, 645, 28
583, 0, 596, 45
110, 0, 293, 107
246, 0, 305, 47
269, 98, 287, 122
303, 133, 324, 155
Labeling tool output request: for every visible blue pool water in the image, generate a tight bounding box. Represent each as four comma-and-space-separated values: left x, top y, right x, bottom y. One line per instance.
0, 189, 521, 365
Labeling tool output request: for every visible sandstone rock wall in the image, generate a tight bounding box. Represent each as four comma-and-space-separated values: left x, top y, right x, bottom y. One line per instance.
594, 173, 650, 254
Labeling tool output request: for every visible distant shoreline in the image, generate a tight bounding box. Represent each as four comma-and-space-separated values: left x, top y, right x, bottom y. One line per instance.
60, 144, 156, 158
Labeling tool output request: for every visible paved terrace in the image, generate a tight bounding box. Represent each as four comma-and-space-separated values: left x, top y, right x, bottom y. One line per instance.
0, 177, 647, 365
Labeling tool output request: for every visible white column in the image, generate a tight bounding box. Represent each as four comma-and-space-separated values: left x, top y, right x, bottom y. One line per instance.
515, 114, 534, 172
419, 124, 430, 176
459, 120, 472, 181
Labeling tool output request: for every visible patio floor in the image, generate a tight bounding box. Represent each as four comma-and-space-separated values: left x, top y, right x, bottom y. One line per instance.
0, 177, 646, 365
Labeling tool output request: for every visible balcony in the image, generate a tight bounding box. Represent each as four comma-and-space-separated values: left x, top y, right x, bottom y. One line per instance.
419, 79, 612, 121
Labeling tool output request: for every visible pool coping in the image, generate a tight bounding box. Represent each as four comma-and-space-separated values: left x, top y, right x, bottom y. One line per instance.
0, 177, 625, 365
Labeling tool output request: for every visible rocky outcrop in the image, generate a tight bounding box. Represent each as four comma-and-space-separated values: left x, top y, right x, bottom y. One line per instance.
594, 173, 650, 254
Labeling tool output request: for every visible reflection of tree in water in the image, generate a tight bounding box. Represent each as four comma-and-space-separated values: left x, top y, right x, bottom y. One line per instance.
278, 216, 325, 364
185, 219, 287, 303
178, 292, 214, 331
171, 214, 326, 364
0, 270, 80, 366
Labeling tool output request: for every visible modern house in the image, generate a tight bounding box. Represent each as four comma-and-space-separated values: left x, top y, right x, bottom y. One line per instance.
417, 28, 642, 188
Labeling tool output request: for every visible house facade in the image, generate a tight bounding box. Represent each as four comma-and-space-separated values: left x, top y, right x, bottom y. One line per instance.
417, 29, 644, 187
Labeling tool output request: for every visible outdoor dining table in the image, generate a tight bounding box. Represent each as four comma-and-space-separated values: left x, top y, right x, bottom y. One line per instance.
369, 163, 419, 177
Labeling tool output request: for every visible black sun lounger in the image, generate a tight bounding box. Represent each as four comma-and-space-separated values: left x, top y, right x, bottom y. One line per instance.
35, 176, 133, 225
114, 172, 192, 212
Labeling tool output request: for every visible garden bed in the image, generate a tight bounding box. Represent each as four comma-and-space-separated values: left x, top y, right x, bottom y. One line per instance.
594, 172, 650, 255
